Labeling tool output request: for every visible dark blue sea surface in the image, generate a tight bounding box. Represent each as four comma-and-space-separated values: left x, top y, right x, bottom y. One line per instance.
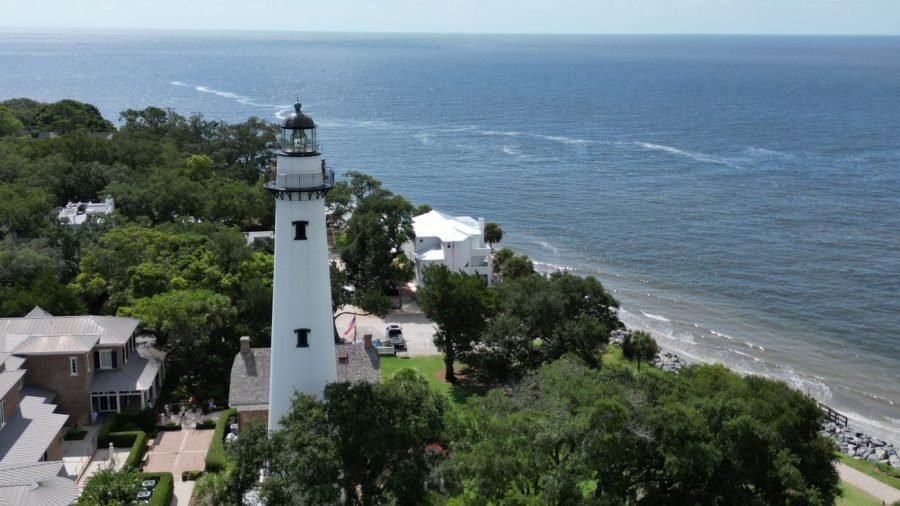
2, 30, 899, 440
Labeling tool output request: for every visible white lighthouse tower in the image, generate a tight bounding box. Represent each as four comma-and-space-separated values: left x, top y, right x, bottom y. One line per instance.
265, 102, 336, 430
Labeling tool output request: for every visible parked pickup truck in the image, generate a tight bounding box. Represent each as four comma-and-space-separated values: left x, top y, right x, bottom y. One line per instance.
372, 338, 396, 356
385, 324, 407, 350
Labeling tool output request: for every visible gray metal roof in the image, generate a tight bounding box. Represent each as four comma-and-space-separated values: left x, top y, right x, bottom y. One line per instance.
23, 307, 52, 319
18, 386, 56, 405
0, 370, 25, 403
0, 309, 138, 352
229, 345, 380, 408
0, 461, 79, 506
0, 394, 68, 464
12, 334, 98, 355
90, 354, 160, 393
3, 357, 25, 372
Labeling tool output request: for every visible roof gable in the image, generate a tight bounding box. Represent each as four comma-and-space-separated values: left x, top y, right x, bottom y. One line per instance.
413, 209, 482, 243
0, 313, 138, 354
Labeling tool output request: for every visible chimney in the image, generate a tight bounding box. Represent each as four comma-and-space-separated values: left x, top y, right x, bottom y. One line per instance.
478, 217, 486, 248
240, 336, 251, 354
363, 334, 373, 349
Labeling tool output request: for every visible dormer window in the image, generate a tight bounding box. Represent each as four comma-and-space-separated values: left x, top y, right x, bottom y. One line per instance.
95, 350, 116, 370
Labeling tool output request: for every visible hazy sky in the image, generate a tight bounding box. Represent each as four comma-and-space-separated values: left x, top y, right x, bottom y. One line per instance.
3, 0, 898, 35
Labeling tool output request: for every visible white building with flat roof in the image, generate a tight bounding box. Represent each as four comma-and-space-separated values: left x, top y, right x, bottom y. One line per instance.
406, 210, 492, 287
57, 196, 114, 227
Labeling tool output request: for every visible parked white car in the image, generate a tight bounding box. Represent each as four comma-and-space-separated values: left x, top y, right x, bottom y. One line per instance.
385, 324, 407, 350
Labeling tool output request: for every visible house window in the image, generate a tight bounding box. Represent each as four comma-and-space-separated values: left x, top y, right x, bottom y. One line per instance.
99, 350, 113, 369
69, 356, 78, 376
93, 394, 119, 413
295, 328, 310, 348
0, 400, 5, 428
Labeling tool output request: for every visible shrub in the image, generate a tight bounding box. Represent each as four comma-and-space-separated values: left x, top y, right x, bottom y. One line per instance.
181, 469, 204, 481
64, 425, 87, 440
78, 468, 142, 506
116, 409, 157, 433
156, 422, 182, 432
204, 408, 236, 473
97, 415, 117, 446
124, 431, 149, 470
107, 430, 142, 448
140, 472, 174, 506
196, 419, 216, 430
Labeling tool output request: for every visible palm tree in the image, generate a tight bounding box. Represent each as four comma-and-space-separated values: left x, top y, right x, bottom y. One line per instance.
484, 222, 503, 250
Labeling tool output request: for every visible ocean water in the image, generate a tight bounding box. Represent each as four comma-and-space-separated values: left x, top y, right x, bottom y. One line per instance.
2, 30, 899, 441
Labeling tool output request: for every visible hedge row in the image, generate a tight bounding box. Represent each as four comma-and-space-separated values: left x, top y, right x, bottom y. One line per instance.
204, 408, 236, 473
140, 472, 174, 506
64, 425, 87, 440
96, 416, 117, 446
124, 431, 149, 470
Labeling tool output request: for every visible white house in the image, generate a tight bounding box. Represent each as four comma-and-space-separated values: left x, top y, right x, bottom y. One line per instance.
58, 196, 115, 227
406, 210, 492, 287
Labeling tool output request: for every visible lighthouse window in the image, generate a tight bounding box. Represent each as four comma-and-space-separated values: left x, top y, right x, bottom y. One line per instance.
295, 328, 310, 348
292, 220, 308, 240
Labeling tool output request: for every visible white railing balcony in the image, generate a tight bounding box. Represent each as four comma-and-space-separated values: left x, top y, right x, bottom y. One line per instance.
264, 169, 335, 191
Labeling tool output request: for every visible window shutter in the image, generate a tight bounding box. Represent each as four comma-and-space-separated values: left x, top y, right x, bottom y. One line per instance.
111, 351, 118, 368
94, 352, 100, 369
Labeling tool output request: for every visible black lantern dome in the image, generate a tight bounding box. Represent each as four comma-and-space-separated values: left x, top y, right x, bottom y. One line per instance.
280, 102, 318, 156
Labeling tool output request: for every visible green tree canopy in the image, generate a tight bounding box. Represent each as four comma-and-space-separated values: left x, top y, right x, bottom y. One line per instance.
264, 369, 447, 505
419, 264, 497, 383
118, 288, 234, 349
31, 99, 115, 134
340, 172, 414, 315
0, 183, 54, 239
76, 468, 142, 506
469, 272, 619, 380
0, 105, 23, 137
449, 358, 840, 506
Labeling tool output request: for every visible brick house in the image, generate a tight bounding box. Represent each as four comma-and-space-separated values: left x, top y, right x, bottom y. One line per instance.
0, 351, 67, 464
0, 307, 166, 427
229, 335, 380, 428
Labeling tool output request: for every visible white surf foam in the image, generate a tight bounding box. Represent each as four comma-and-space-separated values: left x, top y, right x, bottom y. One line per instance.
710, 330, 736, 340
539, 240, 560, 256
640, 311, 671, 322
731, 349, 762, 362
533, 134, 592, 145
480, 129, 522, 137
171, 81, 290, 112
636, 142, 737, 167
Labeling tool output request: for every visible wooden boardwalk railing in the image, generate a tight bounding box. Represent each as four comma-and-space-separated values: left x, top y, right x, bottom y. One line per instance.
820, 403, 848, 428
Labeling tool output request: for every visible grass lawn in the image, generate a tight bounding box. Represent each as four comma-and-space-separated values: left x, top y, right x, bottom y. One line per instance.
380, 355, 488, 406
836, 482, 884, 506
839, 453, 900, 491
